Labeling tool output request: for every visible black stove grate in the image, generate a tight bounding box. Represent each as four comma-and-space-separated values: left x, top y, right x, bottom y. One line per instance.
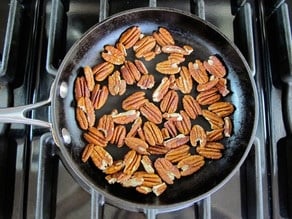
1, 0, 291, 218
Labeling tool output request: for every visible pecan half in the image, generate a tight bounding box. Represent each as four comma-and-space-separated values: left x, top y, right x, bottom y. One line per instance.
152, 77, 170, 102
188, 60, 209, 84
76, 108, 89, 130
152, 27, 175, 46
111, 110, 140, 125
154, 158, 180, 184
206, 142, 224, 150
133, 36, 156, 59
77, 97, 95, 127
92, 62, 115, 81
105, 172, 131, 184
156, 60, 181, 75
196, 87, 221, 105
103, 160, 125, 174
140, 101, 163, 124
152, 182, 167, 196
196, 146, 222, 159
124, 137, 149, 155
202, 110, 224, 129
143, 121, 163, 146
160, 90, 178, 113
141, 155, 155, 173
168, 53, 185, 64
136, 186, 152, 195
81, 143, 94, 162
121, 175, 144, 188
91, 84, 109, 110
196, 78, 219, 92
123, 150, 142, 175
122, 91, 147, 111
101, 45, 125, 65
110, 125, 126, 147
108, 70, 127, 96
177, 155, 205, 176
74, 76, 90, 100
206, 129, 224, 141
134, 171, 162, 187
83, 127, 108, 147
165, 144, 191, 163
216, 78, 230, 96
83, 66, 95, 91
97, 115, 114, 141
163, 134, 190, 149
224, 116, 233, 137
137, 74, 155, 89
161, 45, 190, 55
91, 145, 113, 170
143, 51, 156, 61
175, 110, 191, 135
182, 95, 202, 119
126, 117, 142, 138
148, 144, 169, 155
203, 55, 226, 78
119, 26, 141, 49
121, 60, 141, 85
190, 125, 207, 147
134, 59, 149, 74
208, 101, 235, 117
162, 112, 183, 122
164, 120, 177, 138
176, 66, 193, 94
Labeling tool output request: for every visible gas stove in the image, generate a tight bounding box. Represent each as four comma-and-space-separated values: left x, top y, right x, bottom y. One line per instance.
0, 0, 291, 218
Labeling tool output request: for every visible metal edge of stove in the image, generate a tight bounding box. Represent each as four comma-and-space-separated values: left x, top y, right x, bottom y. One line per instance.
27, 0, 270, 218
0, 0, 25, 84
27, 132, 59, 219
0, 0, 40, 218
0, 0, 16, 77
210, 2, 269, 218
261, 1, 292, 218
0, 0, 21, 135
46, 0, 64, 76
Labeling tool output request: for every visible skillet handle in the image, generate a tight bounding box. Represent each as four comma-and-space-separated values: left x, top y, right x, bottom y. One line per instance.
145, 209, 157, 219
0, 98, 52, 128
90, 190, 104, 219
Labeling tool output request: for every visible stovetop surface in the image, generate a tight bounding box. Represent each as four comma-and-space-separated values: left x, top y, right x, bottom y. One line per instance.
0, 0, 291, 218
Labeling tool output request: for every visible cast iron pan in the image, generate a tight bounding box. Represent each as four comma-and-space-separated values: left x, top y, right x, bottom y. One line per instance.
52, 8, 258, 211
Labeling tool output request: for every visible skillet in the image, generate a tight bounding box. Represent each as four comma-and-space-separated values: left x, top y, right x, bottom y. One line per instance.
0, 7, 258, 213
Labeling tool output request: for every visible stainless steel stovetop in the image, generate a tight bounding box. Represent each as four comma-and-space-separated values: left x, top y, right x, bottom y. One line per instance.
0, 0, 291, 218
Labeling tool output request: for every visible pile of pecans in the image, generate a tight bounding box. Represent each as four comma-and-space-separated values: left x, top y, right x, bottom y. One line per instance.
74, 26, 234, 196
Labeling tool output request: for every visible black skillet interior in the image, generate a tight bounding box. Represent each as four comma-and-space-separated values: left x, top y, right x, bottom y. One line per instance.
52, 8, 257, 209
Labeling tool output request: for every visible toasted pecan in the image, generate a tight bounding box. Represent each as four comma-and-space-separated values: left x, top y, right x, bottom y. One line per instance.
140, 101, 163, 124
160, 90, 179, 113
143, 121, 163, 146
122, 91, 147, 110
203, 55, 226, 78
119, 26, 141, 49
154, 158, 180, 184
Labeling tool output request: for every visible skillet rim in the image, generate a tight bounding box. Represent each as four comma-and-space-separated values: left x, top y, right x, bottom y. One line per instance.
51, 7, 259, 212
